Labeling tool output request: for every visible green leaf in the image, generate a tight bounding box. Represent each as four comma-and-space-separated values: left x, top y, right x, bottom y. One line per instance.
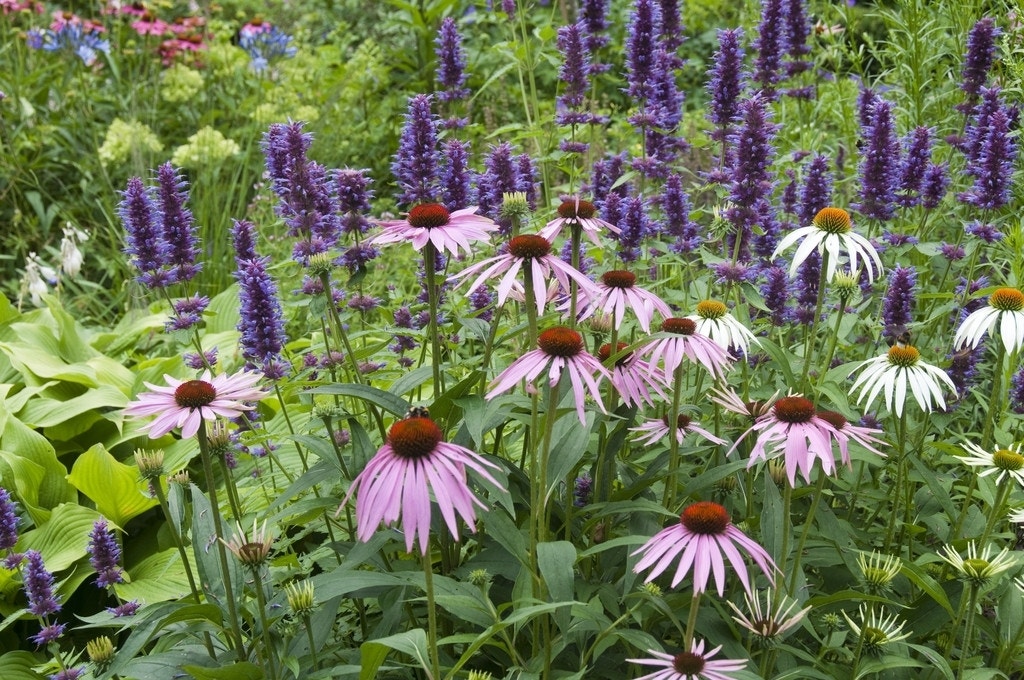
905, 643, 955, 679
16, 502, 100, 571
537, 541, 576, 633
0, 413, 75, 522
0, 651, 43, 680
67, 444, 157, 527
306, 383, 408, 417
900, 560, 954, 617
388, 365, 434, 399
115, 548, 192, 603
182, 662, 264, 680
359, 629, 431, 680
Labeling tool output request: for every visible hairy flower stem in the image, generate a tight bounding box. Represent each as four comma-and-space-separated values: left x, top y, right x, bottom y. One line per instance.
683, 591, 704, 649
422, 552, 442, 680
800, 251, 830, 392
216, 454, 244, 522
979, 478, 1013, 546
882, 411, 908, 554
778, 480, 794, 586
539, 380, 562, 545
249, 565, 279, 680
816, 300, 847, 393
152, 481, 216, 658
957, 584, 981, 680
789, 472, 828, 595
569, 223, 582, 327
301, 613, 319, 671
981, 342, 1008, 449
317, 271, 363, 386
423, 243, 446, 396
662, 363, 687, 509
197, 423, 246, 660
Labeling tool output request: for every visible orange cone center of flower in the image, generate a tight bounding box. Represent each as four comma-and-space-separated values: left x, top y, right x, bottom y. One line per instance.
816, 410, 848, 430
672, 651, 705, 675
557, 198, 596, 219
695, 300, 727, 320
993, 448, 1024, 471
989, 288, 1024, 312
813, 207, 852, 234
887, 345, 920, 367
662, 414, 692, 429
680, 501, 730, 535
662, 318, 696, 335
773, 396, 815, 423
407, 203, 451, 229
508, 234, 552, 259
538, 327, 584, 357
601, 270, 636, 288
174, 380, 217, 408
387, 417, 442, 459
598, 342, 631, 366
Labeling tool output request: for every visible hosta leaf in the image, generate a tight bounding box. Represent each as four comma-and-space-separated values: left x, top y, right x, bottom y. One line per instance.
115, 548, 191, 603
0, 651, 43, 680
68, 444, 157, 527
16, 503, 100, 572
0, 415, 75, 522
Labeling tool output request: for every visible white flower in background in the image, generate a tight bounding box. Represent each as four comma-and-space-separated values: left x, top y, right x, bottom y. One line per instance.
688, 299, 760, 356
773, 207, 883, 282
22, 254, 49, 307
849, 343, 957, 416
60, 224, 88, 278
954, 287, 1024, 355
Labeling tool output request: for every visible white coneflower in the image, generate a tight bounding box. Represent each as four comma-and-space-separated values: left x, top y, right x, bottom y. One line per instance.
772, 207, 883, 282
856, 551, 901, 594
843, 605, 911, 655
688, 299, 760, 356
848, 344, 957, 416
954, 287, 1024, 355
958, 442, 1024, 487
727, 589, 810, 646
938, 541, 1016, 588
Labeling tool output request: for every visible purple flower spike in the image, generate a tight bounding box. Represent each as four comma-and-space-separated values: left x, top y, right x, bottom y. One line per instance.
236, 256, 290, 380
897, 127, 933, 207
336, 168, 374, 234
476, 142, 519, 231
625, 0, 663, 103
440, 139, 475, 212
0, 487, 18, 552
556, 22, 594, 125
658, 0, 685, 54
959, 98, 1017, 210
23, 550, 61, 618
726, 95, 779, 261
435, 17, 469, 103
580, 0, 611, 59
761, 266, 790, 326
855, 99, 900, 221
784, 0, 812, 74
958, 17, 1001, 115
921, 162, 949, 209
753, 0, 789, 98
391, 94, 440, 207
661, 174, 700, 253
231, 220, 259, 263
706, 28, 746, 140
120, 177, 171, 288
88, 519, 124, 589
154, 162, 201, 283
617, 195, 651, 263
881, 265, 917, 342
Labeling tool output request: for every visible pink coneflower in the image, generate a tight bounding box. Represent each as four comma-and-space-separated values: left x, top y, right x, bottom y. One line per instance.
729, 395, 840, 486
449, 234, 596, 315
632, 500, 776, 594
628, 639, 747, 680
631, 413, 726, 447
598, 342, 668, 408
540, 196, 621, 247
640, 318, 733, 382
124, 370, 267, 438
575, 270, 672, 333
341, 416, 502, 555
487, 326, 610, 424
371, 203, 497, 258
815, 410, 887, 467
131, 11, 168, 36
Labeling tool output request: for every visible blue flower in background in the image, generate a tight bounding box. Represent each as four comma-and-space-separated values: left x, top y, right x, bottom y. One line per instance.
239, 25, 296, 73
27, 24, 110, 66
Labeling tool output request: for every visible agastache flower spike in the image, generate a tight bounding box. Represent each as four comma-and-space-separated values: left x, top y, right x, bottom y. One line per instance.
958, 18, 1001, 115
725, 95, 779, 261
23, 550, 61, 617
752, 0, 789, 97
154, 162, 201, 283
959, 101, 1016, 210
88, 519, 124, 588
391, 94, 440, 207
235, 256, 290, 379
434, 17, 470, 104
881, 266, 917, 343
440, 139, 474, 212
855, 99, 900, 221
625, 0, 663, 103
660, 174, 700, 253
556, 22, 593, 125
896, 127, 932, 207
705, 28, 746, 142
120, 177, 171, 288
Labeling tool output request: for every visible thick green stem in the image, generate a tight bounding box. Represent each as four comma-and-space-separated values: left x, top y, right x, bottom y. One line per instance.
423, 242, 445, 395
789, 472, 828, 595
662, 363, 686, 509
683, 592, 703, 649
422, 551, 442, 680
250, 566, 278, 680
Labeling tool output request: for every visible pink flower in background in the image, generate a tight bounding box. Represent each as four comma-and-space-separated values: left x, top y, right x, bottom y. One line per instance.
630, 413, 726, 447
341, 416, 503, 555
540, 196, 621, 247
371, 203, 496, 258
575, 270, 672, 333
632, 500, 776, 594
640, 317, 732, 382
449, 234, 596, 315
598, 342, 668, 408
628, 639, 747, 680
124, 370, 267, 438
487, 326, 610, 424
815, 409, 887, 467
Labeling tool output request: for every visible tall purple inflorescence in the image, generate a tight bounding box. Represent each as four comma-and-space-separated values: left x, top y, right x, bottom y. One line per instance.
617, 195, 651, 263
0, 487, 18, 559
590, 152, 630, 207
1010, 366, 1024, 414
881, 265, 917, 342
154, 162, 201, 283
657, 0, 685, 56
121, 177, 171, 288
783, 0, 811, 75
477, 142, 519, 232
580, 0, 611, 70
435, 17, 469, 103
233, 223, 289, 380
856, 87, 879, 130
661, 174, 700, 253
896, 127, 932, 207
440, 139, 475, 211
959, 92, 1017, 210
262, 121, 340, 263
958, 17, 1001, 116
556, 22, 592, 123
761, 266, 790, 326
88, 519, 124, 589
706, 28, 746, 139
336, 168, 374, 234
921, 162, 950, 209
726, 95, 779, 261
391, 94, 440, 207
855, 98, 900, 221
752, 0, 789, 99
625, 0, 662, 103
23, 550, 60, 617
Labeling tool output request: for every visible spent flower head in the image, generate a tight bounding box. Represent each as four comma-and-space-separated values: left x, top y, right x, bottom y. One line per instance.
857, 551, 901, 594
727, 589, 811, 646
843, 605, 911, 655
939, 541, 1016, 588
